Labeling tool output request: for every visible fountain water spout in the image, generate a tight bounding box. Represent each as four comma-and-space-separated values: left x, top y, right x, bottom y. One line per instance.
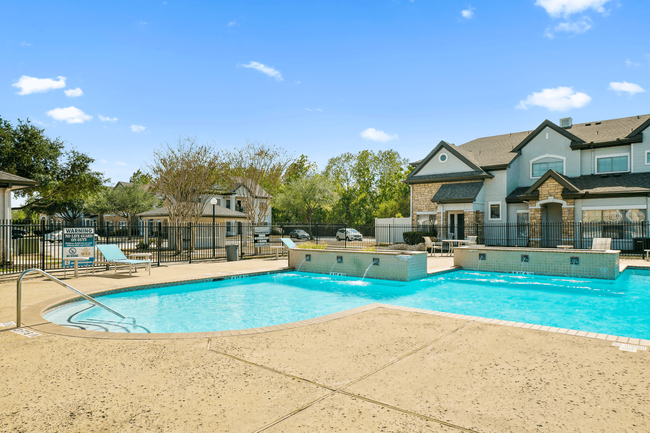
361, 263, 375, 281
297, 258, 307, 272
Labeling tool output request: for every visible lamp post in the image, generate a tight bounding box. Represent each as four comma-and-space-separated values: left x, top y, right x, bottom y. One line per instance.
209, 197, 218, 258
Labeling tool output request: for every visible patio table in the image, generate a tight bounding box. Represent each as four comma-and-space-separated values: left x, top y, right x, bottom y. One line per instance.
441, 239, 470, 256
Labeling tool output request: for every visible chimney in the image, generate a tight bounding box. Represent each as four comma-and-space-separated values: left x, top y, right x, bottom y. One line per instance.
559, 117, 572, 128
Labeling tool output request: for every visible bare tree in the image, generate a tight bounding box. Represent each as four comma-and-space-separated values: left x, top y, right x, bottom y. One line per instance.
149, 137, 221, 254
222, 141, 297, 226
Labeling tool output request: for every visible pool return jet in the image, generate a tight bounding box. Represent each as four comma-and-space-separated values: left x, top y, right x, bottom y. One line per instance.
16, 269, 136, 330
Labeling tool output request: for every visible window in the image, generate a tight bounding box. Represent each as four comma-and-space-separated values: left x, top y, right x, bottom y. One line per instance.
438, 153, 448, 163
596, 155, 629, 174
581, 208, 646, 239
532, 161, 564, 177
517, 212, 529, 237
416, 214, 437, 229
646, 150, 650, 165
489, 202, 501, 220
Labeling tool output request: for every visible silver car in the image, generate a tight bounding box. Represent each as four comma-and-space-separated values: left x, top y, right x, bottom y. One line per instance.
335, 228, 363, 241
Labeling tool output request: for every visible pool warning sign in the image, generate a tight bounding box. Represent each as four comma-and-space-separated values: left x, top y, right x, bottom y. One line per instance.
62, 228, 95, 268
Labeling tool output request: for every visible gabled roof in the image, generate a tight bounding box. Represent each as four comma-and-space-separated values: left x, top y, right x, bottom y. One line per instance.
511, 120, 585, 153
507, 171, 650, 202
410, 114, 650, 172
115, 181, 151, 191
431, 181, 484, 203
523, 170, 580, 196
0, 170, 39, 190
406, 140, 491, 183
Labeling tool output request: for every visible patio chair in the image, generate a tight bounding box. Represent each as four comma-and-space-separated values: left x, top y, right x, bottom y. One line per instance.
591, 238, 612, 251
423, 236, 442, 257
96, 244, 151, 276
466, 236, 478, 246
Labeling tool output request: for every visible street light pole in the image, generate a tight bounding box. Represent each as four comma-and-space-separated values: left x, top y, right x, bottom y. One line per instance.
209, 197, 218, 258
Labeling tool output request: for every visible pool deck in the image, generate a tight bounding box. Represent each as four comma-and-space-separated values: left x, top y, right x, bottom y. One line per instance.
1, 257, 649, 432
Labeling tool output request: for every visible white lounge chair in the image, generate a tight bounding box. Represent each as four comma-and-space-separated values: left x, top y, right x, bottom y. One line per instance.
591, 238, 612, 250
96, 244, 151, 276
466, 236, 478, 246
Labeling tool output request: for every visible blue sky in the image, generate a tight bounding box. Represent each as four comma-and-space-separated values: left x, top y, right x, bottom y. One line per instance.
2, 0, 649, 197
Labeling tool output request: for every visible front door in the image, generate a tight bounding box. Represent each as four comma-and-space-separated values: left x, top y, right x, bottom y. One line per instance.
448, 213, 465, 239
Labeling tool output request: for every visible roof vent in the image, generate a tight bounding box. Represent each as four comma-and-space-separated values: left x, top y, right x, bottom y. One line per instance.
560, 117, 572, 128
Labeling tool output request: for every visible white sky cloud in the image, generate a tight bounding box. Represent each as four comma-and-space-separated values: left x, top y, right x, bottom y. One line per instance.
241, 61, 283, 81
535, 0, 612, 18
545, 17, 592, 37
64, 87, 83, 97
625, 59, 640, 67
608, 81, 646, 95
98, 115, 118, 122
305, 108, 323, 112
360, 128, 398, 143
115, 161, 127, 166
13, 75, 66, 95
130, 125, 146, 133
228, 21, 237, 27
516, 86, 591, 111
46, 106, 93, 124
461, 6, 474, 19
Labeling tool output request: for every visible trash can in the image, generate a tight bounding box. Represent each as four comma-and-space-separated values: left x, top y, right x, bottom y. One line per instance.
225, 244, 239, 261
633, 237, 650, 254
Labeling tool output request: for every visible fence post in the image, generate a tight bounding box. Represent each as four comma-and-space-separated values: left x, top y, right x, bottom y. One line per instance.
188, 222, 192, 264
40, 219, 45, 270
344, 222, 347, 248
240, 223, 244, 259
157, 222, 162, 267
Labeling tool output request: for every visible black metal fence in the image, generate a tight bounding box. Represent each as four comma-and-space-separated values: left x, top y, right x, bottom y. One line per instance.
1, 220, 648, 276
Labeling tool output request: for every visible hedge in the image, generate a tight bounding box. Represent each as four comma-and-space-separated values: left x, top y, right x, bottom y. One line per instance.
402, 230, 438, 245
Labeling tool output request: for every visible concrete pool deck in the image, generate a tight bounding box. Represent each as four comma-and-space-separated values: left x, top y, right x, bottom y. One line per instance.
1, 257, 650, 432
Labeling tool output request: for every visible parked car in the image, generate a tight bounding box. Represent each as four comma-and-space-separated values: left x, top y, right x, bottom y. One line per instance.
11, 229, 26, 239
45, 230, 63, 243
33, 227, 57, 236
290, 229, 310, 240
45, 230, 99, 243
336, 228, 363, 241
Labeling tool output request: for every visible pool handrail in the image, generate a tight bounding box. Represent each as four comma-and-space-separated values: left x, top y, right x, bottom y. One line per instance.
16, 268, 127, 327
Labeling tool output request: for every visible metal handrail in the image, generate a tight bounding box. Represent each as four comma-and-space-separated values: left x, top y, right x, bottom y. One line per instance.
16, 268, 127, 326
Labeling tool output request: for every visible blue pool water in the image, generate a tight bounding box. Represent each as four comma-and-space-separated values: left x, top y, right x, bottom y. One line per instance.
44, 270, 650, 339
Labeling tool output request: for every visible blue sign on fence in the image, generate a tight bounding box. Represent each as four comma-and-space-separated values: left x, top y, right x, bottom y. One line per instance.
62, 228, 95, 268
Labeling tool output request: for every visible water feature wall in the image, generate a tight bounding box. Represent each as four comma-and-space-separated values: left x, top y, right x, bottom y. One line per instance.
454, 246, 620, 279
288, 249, 427, 281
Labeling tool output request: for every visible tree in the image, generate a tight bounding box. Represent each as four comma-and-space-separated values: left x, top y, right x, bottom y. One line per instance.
53, 199, 87, 224
221, 141, 298, 226
274, 173, 338, 231
129, 169, 152, 185
0, 117, 107, 212
272, 154, 317, 223
148, 137, 221, 253
86, 183, 160, 236
324, 150, 410, 226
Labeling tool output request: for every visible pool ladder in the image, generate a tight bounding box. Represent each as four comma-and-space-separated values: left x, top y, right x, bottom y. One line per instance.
16, 268, 133, 327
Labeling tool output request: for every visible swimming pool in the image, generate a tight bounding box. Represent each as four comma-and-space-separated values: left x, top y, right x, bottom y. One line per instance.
44, 269, 650, 339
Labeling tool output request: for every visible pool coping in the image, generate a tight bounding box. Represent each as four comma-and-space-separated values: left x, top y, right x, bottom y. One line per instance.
20, 266, 650, 347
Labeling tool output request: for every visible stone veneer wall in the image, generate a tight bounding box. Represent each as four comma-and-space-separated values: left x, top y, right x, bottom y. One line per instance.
528, 178, 576, 247
288, 249, 428, 281
454, 246, 620, 280
411, 180, 483, 226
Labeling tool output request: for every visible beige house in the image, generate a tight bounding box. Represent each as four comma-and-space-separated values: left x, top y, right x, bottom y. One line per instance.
407, 114, 650, 249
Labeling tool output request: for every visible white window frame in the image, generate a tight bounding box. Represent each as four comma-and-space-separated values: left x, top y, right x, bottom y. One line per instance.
595, 153, 630, 174
438, 152, 449, 163
529, 154, 566, 179
488, 201, 502, 221
645, 150, 650, 166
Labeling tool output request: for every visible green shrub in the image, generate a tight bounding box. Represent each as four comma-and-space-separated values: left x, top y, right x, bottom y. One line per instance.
402, 230, 438, 245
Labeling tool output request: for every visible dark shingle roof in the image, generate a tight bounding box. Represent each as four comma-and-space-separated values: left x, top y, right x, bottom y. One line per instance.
431, 181, 484, 203
406, 171, 491, 184
411, 114, 650, 170
137, 205, 247, 218
507, 172, 650, 201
